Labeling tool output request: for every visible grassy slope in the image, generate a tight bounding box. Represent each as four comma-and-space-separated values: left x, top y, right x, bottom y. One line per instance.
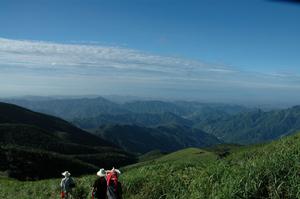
138, 150, 165, 162
1, 132, 300, 198
0, 102, 136, 180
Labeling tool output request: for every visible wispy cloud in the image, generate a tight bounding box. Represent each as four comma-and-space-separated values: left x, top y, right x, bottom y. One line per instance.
0, 37, 300, 101
0, 37, 231, 76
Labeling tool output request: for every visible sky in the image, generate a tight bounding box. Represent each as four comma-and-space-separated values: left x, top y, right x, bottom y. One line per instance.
0, 0, 300, 104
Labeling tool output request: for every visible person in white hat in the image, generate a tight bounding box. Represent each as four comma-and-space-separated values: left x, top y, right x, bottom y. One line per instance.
92, 168, 107, 199
60, 171, 75, 199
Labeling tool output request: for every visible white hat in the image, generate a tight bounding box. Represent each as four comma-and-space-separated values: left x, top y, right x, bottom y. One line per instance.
62, 171, 71, 177
109, 167, 121, 176
97, 168, 106, 177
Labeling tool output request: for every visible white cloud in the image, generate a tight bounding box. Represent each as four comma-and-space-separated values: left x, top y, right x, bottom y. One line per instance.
0, 37, 231, 76
0, 37, 300, 101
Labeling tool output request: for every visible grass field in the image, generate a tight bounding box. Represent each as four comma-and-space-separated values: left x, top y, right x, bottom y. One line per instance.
1, 132, 300, 199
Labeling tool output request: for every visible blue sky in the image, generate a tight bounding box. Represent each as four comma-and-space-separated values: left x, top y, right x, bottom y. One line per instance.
0, 0, 300, 104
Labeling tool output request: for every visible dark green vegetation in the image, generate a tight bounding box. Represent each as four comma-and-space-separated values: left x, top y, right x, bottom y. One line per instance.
0, 102, 111, 146
0, 145, 97, 180
0, 102, 135, 180
94, 124, 221, 154
1, 132, 300, 198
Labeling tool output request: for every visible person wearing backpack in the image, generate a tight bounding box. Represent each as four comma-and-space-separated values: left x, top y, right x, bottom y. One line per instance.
106, 167, 122, 199
60, 171, 75, 199
92, 168, 107, 199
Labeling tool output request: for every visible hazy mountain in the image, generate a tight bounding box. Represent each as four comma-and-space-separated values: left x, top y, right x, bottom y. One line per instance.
123, 100, 189, 115
1, 97, 249, 120
71, 100, 248, 130
73, 112, 193, 129
93, 124, 221, 154
1, 97, 128, 120
197, 106, 300, 144
4, 97, 298, 147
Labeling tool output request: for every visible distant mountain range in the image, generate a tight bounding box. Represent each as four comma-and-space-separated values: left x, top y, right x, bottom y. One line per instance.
73, 112, 193, 129
2, 97, 127, 120
2, 96, 300, 152
0, 97, 246, 155
0, 97, 248, 127
0, 102, 135, 180
197, 106, 300, 144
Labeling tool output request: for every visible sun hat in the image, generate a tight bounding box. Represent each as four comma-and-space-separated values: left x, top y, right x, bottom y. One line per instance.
62, 171, 71, 177
109, 167, 121, 176
97, 168, 106, 177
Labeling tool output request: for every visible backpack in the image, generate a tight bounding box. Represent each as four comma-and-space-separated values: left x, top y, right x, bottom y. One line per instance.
67, 177, 76, 189
69, 181, 76, 188
106, 171, 118, 192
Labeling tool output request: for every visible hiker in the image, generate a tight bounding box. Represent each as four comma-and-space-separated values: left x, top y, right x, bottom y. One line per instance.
60, 171, 75, 199
106, 167, 123, 199
92, 168, 107, 199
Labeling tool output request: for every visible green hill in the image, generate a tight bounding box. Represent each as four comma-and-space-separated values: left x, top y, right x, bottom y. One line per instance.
2, 131, 300, 198
0, 124, 102, 154
138, 150, 166, 162
122, 132, 300, 198
0, 102, 112, 146
0, 102, 136, 180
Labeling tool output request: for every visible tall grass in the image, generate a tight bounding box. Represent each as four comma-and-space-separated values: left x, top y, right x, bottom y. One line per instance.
1, 134, 300, 199
121, 135, 300, 198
